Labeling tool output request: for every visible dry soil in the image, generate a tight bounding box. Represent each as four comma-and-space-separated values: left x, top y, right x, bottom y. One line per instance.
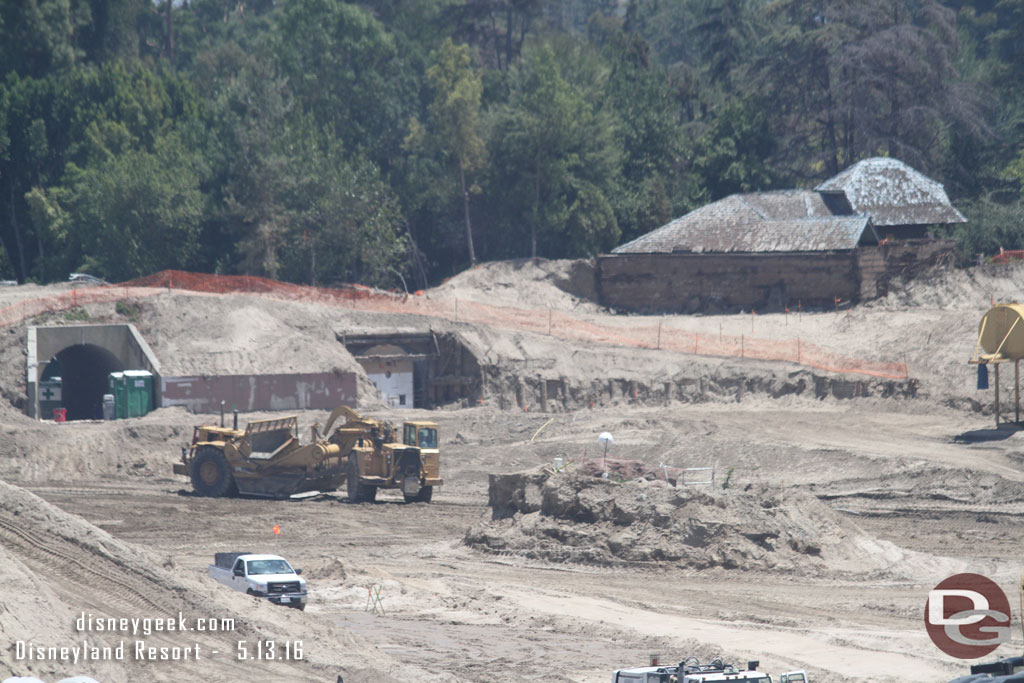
2, 259, 1024, 682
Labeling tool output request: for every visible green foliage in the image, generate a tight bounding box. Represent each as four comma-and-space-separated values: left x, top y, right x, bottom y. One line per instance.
54, 138, 203, 281
942, 196, 1024, 264
0, 0, 88, 77
115, 300, 141, 321
62, 306, 90, 322
0, 0, 1021, 286
275, 0, 412, 168
748, 0, 984, 181
405, 38, 486, 265
694, 99, 777, 200
488, 39, 623, 258
276, 139, 408, 289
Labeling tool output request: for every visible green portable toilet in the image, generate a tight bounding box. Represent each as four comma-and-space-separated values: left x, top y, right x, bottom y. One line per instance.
122, 370, 153, 418
108, 372, 125, 419
39, 376, 63, 420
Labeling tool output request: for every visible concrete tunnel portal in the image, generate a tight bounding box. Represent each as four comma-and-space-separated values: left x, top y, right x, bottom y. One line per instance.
27, 324, 162, 421
42, 344, 125, 420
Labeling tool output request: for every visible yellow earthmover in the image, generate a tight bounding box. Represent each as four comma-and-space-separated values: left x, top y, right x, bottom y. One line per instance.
173, 407, 441, 502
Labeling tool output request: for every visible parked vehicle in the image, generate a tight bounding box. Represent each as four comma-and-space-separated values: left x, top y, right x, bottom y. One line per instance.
173, 407, 442, 502
208, 552, 307, 610
947, 655, 1024, 681
612, 657, 807, 683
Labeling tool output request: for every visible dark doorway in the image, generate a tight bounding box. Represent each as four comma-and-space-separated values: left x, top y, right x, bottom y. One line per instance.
51, 344, 124, 420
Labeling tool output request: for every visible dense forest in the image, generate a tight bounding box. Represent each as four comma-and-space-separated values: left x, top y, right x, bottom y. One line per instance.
0, 0, 1022, 288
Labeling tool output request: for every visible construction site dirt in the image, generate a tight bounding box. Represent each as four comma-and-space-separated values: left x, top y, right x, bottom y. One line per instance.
3, 259, 1024, 682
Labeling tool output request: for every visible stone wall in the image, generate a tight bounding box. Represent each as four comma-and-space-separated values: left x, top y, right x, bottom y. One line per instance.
597, 239, 956, 314
597, 251, 860, 313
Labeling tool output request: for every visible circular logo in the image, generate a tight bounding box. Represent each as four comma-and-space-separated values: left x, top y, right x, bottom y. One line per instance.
925, 573, 1011, 659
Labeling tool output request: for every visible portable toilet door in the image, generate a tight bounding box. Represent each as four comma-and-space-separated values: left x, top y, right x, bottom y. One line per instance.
108, 372, 125, 419
122, 370, 153, 418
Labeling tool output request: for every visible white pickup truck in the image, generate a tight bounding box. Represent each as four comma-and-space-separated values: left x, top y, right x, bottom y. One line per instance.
208, 552, 307, 610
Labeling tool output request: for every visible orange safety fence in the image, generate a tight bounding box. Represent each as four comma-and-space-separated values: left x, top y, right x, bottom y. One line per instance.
991, 249, 1024, 264
0, 270, 910, 380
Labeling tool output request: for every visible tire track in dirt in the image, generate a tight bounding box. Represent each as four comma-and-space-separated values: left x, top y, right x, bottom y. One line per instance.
0, 513, 175, 615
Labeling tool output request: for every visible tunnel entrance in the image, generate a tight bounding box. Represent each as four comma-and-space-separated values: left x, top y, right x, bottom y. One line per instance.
340, 332, 482, 409
27, 324, 162, 420
47, 344, 125, 420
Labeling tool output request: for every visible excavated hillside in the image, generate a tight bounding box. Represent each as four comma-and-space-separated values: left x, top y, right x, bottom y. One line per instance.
0, 258, 1018, 682
0, 479, 423, 682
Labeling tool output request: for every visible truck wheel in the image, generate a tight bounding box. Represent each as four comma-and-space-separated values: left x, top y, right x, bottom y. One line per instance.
404, 485, 433, 504
190, 446, 236, 497
346, 457, 377, 503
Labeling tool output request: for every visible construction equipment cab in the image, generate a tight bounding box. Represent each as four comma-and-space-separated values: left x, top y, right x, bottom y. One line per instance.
612, 658, 783, 683
403, 421, 438, 453
336, 410, 442, 503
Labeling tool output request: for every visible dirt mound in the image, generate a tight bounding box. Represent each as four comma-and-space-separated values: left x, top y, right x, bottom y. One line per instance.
467, 465, 929, 576
868, 261, 1024, 311
428, 258, 600, 311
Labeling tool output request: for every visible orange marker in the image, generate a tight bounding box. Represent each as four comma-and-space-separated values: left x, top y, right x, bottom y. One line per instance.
272, 524, 280, 535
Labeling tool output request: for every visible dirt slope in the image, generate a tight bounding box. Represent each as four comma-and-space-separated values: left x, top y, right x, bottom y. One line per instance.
0, 479, 430, 682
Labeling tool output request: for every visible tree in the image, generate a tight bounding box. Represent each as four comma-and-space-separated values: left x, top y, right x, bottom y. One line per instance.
748, 0, 985, 182
0, 0, 89, 77
208, 59, 296, 279
489, 40, 622, 258
593, 18, 691, 241
29, 136, 203, 281
693, 98, 776, 200
406, 39, 486, 265
277, 139, 407, 289
275, 0, 413, 169
0, 62, 201, 281
443, 0, 546, 70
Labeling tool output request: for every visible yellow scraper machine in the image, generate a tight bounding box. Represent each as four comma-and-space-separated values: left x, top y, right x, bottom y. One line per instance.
173, 406, 441, 502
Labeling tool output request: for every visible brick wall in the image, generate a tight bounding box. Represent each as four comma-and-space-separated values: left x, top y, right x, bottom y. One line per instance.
597, 239, 956, 313
597, 252, 860, 313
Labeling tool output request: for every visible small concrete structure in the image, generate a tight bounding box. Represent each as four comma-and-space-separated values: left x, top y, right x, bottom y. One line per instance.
27, 324, 160, 420
341, 332, 482, 408
357, 344, 415, 408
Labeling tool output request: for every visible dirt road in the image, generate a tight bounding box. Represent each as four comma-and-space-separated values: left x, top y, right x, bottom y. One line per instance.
4, 401, 1018, 682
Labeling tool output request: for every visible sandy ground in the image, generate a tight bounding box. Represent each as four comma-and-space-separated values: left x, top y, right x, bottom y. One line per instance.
1, 259, 1024, 681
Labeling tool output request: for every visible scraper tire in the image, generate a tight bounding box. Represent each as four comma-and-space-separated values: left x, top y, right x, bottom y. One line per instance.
190, 446, 236, 497
347, 456, 377, 503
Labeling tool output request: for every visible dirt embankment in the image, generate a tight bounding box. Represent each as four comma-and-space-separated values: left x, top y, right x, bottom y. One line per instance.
0, 479, 425, 682
467, 462, 947, 577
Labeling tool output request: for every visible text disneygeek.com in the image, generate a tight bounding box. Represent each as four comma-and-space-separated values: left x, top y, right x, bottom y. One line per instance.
13, 611, 303, 664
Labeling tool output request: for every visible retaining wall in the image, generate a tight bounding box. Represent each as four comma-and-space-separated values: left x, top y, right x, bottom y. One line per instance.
161, 372, 357, 414
597, 252, 859, 313
597, 240, 956, 313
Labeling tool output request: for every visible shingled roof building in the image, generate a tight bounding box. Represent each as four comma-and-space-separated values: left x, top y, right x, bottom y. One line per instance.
598, 157, 961, 313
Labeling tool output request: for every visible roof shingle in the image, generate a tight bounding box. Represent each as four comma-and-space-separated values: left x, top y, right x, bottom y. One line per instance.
815, 157, 965, 226
612, 191, 873, 254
